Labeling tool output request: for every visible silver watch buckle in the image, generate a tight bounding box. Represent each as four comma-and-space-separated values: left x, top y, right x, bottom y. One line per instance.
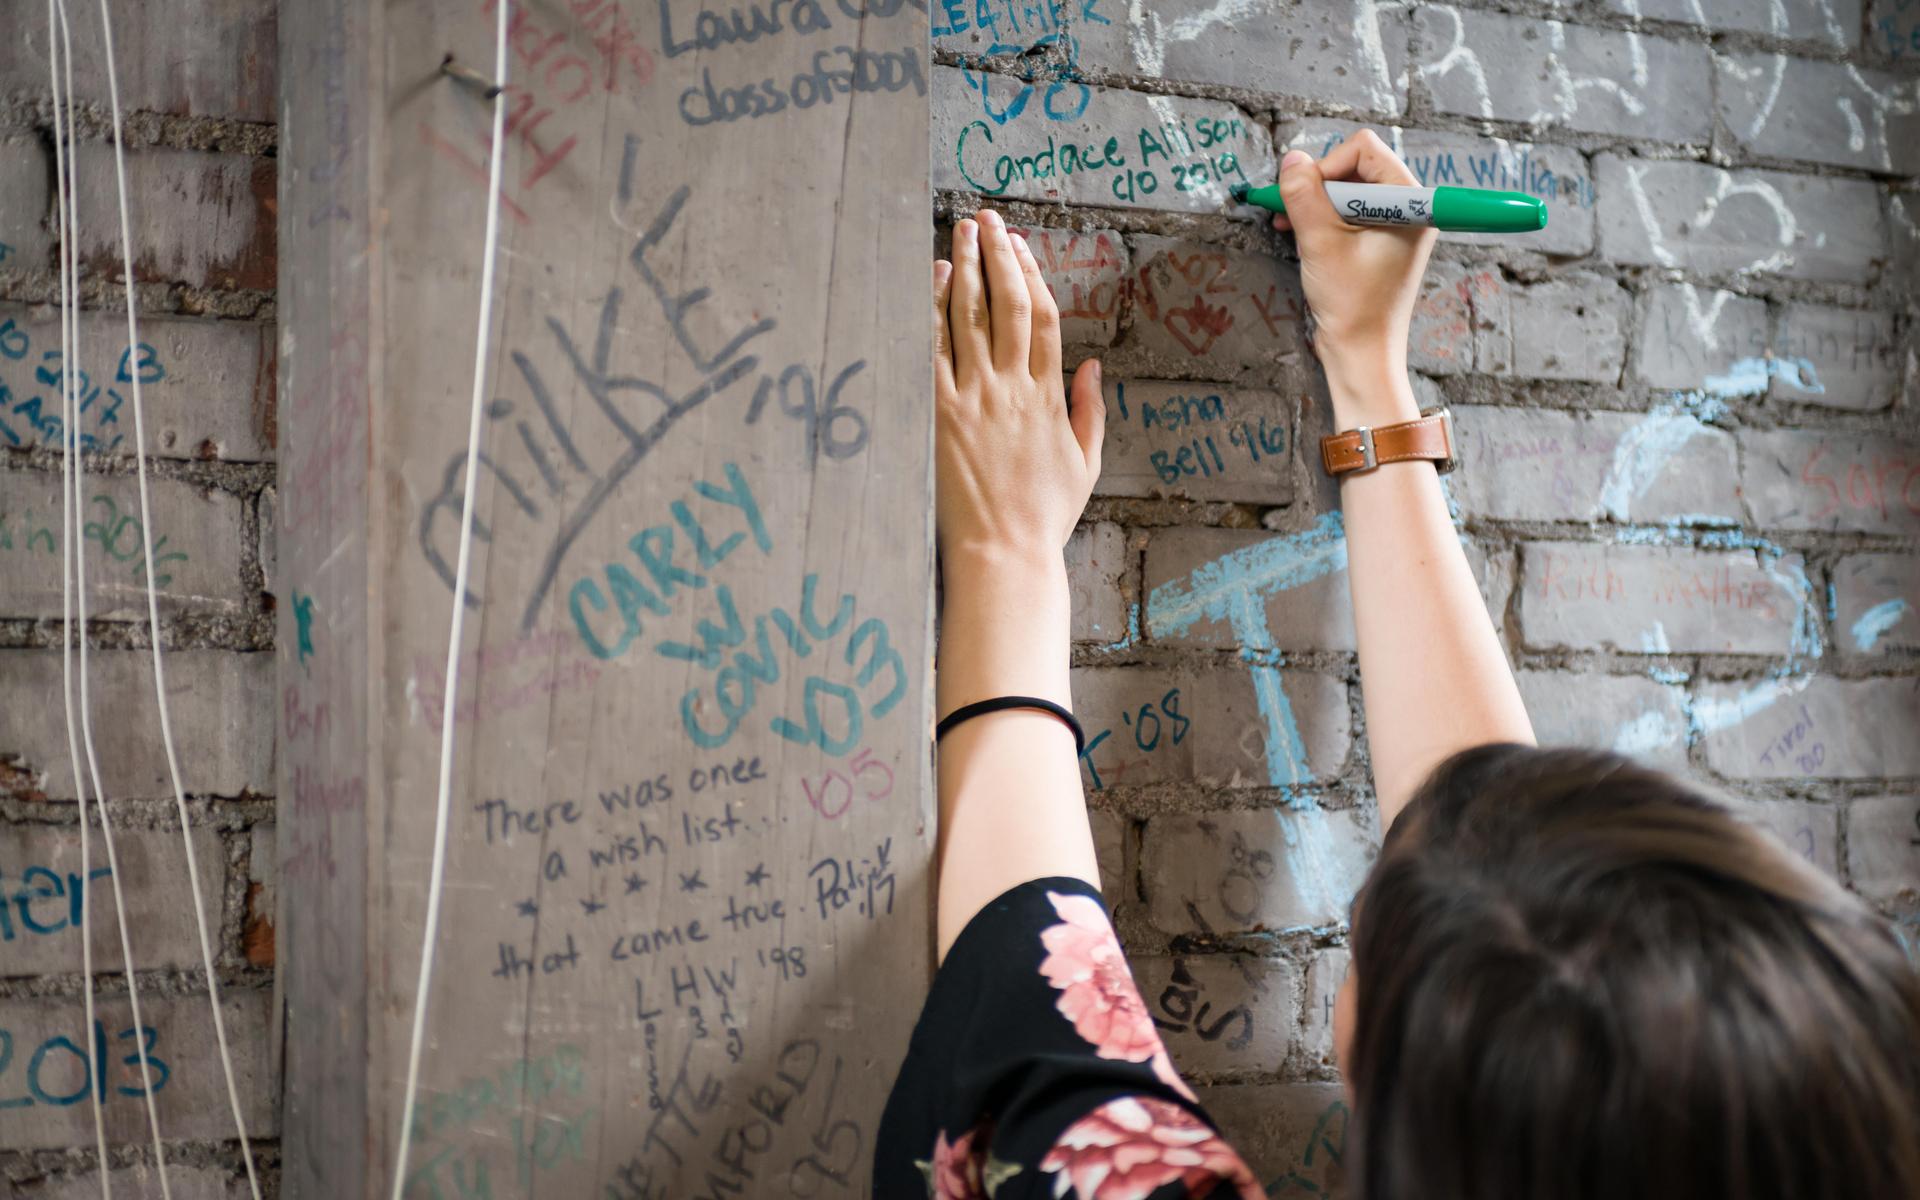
1424, 406, 1458, 474
1355, 426, 1377, 471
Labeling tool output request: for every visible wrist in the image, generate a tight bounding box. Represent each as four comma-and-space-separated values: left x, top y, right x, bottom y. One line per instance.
1319, 355, 1421, 430
940, 540, 1069, 600
937, 544, 1071, 716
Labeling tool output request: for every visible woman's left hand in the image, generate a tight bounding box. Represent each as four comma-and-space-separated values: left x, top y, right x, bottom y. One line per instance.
936, 210, 1106, 573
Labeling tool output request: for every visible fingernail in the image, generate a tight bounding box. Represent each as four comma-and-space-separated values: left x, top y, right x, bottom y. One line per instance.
1281, 149, 1310, 170
959, 220, 977, 243
1011, 232, 1030, 254
935, 259, 952, 281
980, 209, 1002, 227
1089, 359, 1102, 383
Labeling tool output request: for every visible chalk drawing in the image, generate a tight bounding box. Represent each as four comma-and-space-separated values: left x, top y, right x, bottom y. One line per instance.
1702, 354, 1822, 398
1620, 163, 1799, 276
1851, 599, 1910, 651
1612, 708, 1684, 758
1123, 0, 1398, 114
1143, 380, 1833, 776
1597, 407, 1711, 521
1144, 513, 1346, 788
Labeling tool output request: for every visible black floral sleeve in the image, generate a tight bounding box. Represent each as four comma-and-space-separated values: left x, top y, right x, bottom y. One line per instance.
875, 878, 1265, 1200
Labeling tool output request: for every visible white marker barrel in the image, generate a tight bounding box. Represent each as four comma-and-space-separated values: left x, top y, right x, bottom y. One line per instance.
1326, 182, 1435, 226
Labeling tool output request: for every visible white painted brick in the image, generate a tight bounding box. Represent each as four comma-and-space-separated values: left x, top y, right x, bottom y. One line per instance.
1143, 806, 1377, 935
1632, 284, 1770, 390
247, 820, 277, 968
0, 991, 273, 1151
1770, 304, 1899, 411
1006, 224, 1128, 347
1741, 430, 1920, 536
1099, 378, 1295, 504
934, 67, 1274, 212
258, 485, 277, 595
0, 136, 51, 274
0, 470, 248, 619
1408, 260, 1502, 376
0, 308, 276, 459
1066, 521, 1129, 643
1195, 1082, 1350, 1193
1414, 8, 1712, 140
1516, 669, 1691, 768
1090, 809, 1128, 903
1720, 796, 1841, 878
1075, 0, 1410, 114
1595, 157, 1887, 283
0, 0, 276, 122
1145, 525, 1509, 653
1073, 666, 1352, 790
1477, 273, 1629, 382
1147, 524, 1352, 651
72, 146, 275, 292
35, 1165, 245, 1200
1698, 677, 1920, 779
1302, 946, 1350, 1070
0, 650, 274, 800
0, 826, 224, 978
931, 0, 1069, 51
1132, 953, 1297, 1077
1447, 405, 1741, 524
1832, 554, 1919, 654
1715, 56, 1919, 173
1878, 0, 1920, 58
1518, 543, 1809, 654
1280, 120, 1596, 256
1609, 0, 1860, 44
1845, 795, 1920, 910
1125, 236, 1309, 373
1890, 187, 1920, 301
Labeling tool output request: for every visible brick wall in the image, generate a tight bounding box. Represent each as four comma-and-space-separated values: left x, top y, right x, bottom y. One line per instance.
938, 0, 1917, 1189
0, 1, 279, 1196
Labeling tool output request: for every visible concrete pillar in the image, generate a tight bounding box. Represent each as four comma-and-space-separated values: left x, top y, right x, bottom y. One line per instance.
277, 3, 932, 1194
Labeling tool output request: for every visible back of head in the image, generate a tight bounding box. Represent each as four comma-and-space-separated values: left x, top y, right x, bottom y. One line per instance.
1347, 744, 1920, 1200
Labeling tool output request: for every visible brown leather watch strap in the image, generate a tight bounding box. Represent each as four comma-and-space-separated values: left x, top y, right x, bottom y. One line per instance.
1320, 408, 1457, 477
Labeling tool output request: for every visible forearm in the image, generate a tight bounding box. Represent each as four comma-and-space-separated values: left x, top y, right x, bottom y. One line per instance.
934, 547, 1098, 959
1327, 360, 1534, 829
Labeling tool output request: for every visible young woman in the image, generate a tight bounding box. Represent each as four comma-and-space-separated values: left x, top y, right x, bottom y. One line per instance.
876, 135, 1920, 1199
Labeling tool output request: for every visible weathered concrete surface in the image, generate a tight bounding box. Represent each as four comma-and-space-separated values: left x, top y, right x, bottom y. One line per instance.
0, 826, 225, 976
0, 649, 274, 800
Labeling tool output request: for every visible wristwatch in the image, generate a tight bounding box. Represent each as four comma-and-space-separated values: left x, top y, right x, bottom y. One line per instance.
1320, 407, 1458, 477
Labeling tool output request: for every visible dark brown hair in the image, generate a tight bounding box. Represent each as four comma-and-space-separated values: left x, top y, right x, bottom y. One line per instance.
1347, 744, 1920, 1200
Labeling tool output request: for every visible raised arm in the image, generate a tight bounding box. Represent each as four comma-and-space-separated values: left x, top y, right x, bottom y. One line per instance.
932, 210, 1107, 959
1273, 135, 1535, 829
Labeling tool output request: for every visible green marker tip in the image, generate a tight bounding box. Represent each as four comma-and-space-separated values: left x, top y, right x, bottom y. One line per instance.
1229, 182, 1250, 202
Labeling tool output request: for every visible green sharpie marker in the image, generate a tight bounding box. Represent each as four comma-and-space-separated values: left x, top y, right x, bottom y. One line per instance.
1230, 180, 1547, 233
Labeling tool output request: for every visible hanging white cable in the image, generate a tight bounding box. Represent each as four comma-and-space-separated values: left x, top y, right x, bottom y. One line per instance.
46, 4, 112, 1192
50, 3, 171, 1195
88, 0, 261, 1194
391, 4, 511, 1194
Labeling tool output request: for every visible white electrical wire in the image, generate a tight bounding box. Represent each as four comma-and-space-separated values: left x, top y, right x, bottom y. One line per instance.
89, 0, 262, 1193
390, 5, 512, 1196
46, 2, 112, 1190
50, 3, 171, 1195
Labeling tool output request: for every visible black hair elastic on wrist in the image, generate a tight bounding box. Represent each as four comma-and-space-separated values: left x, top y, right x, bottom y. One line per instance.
935, 696, 1086, 756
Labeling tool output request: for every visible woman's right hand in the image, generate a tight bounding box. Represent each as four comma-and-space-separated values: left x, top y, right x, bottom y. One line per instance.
1270, 131, 1437, 426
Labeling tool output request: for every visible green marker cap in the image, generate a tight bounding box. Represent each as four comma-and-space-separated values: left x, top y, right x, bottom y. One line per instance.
1431, 186, 1547, 233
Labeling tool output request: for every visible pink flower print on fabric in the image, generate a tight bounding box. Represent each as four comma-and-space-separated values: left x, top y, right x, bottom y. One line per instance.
1041, 1096, 1266, 1200
1039, 891, 1197, 1102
